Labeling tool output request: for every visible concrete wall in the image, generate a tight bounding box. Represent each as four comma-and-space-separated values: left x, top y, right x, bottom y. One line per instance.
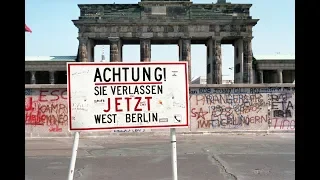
25, 84, 295, 137
25, 87, 69, 137
189, 84, 295, 133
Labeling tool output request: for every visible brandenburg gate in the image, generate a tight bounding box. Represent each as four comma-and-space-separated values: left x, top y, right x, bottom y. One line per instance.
72, 0, 259, 84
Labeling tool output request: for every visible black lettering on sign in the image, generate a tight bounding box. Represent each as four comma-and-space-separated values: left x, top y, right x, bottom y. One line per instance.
93, 67, 167, 83
93, 67, 111, 82
94, 114, 117, 124
109, 85, 163, 96
125, 113, 158, 123
94, 86, 108, 95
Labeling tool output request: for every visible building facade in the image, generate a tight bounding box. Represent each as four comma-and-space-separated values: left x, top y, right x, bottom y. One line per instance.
25, 1, 294, 85
254, 54, 295, 84
72, 0, 259, 83
190, 54, 295, 84
25, 56, 75, 84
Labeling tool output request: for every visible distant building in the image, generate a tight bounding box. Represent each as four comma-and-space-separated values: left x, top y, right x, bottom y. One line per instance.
254, 54, 295, 83
222, 80, 234, 84
191, 54, 295, 84
191, 76, 234, 84
25, 56, 75, 84
191, 76, 207, 84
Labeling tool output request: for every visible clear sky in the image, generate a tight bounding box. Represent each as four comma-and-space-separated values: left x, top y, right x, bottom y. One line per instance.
25, 0, 294, 80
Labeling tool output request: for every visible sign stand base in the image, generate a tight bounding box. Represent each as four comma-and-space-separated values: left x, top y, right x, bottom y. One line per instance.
170, 128, 178, 180
67, 129, 179, 180
67, 132, 80, 180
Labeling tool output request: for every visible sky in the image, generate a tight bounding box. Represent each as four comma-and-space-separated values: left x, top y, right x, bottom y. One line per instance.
25, 0, 295, 80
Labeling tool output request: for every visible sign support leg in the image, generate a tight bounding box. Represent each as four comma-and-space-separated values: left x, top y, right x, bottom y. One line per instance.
67, 132, 80, 180
170, 128, 178, 180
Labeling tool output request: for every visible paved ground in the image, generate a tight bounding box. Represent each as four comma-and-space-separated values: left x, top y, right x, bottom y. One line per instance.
25, 133, 295, 180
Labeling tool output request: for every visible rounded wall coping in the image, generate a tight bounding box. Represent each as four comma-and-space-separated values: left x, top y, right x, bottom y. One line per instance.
25, 83, 294, 89
25, 84, 67, 89
190, 83, 295, 88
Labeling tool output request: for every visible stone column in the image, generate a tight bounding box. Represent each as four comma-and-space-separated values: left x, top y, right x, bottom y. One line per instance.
140, 38, 151, 62
120, 44, 123, 62
178, 39, 183, 61
30, 71, 36, 84
278, 69, 283, 83
233, 39, 243, 83
259, 70, 264, 84
90, 40, 95, 62
179, 38, 191, 82
212, 38, 222, 84
206, 38, 213, 84
87, 39, 94, 62
109, 37, 121, 62
77, 37, 88, 62
49, 71, 55, 84
243, 37, 253, 83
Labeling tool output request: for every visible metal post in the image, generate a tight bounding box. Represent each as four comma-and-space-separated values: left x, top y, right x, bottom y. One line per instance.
170, 128, 178, 180
67, 132, 80, 180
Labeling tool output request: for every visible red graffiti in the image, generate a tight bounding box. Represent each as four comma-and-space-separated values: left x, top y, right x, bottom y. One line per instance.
25, 109, 67, 127
38, 89, 67, 102
272, 118, 295, 130
25, 112, 45, 126
25, 97, 33, 111
49, 126, 62, 132
25, 89, 68, 132
191, 108, 208, 120
193, 94, 263, 106
198, 120, 211, 128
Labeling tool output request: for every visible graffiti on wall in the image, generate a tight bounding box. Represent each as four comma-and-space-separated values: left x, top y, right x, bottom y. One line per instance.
268, 90, 295, 130
190, 87, 295, 131
25, 86, 295, 136
25, 89, 68, 132
190, 87, 268, 130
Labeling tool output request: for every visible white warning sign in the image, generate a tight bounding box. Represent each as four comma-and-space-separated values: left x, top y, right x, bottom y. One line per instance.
67, 62, 190, 131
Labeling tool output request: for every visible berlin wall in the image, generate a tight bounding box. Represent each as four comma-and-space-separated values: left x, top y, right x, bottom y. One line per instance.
25, 84, 295, 137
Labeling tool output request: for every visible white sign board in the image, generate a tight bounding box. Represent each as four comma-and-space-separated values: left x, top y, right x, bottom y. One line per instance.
67, 62, 189, 131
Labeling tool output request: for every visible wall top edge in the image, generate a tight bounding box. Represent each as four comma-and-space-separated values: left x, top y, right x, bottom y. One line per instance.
25, 84, 67, 89
190, 83, 295, 88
